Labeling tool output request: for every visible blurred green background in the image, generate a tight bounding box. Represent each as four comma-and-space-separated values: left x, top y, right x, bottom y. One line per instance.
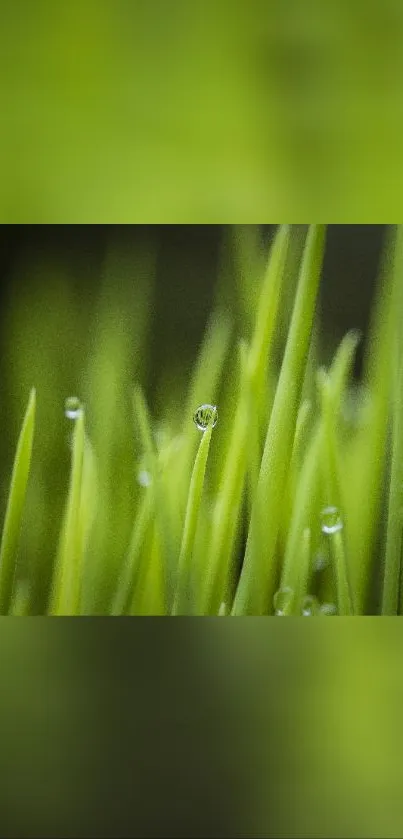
1, 1, 403, 220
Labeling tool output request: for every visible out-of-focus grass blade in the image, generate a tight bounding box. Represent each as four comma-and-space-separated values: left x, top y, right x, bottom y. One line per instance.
0, 388, 36, 615
167, 308, 232, 535
318, 370, 354, 615
10, 580, 31, 616
346, 226, 403, 612
49, 409, 85, 615
330, 330, 362, 405
383, 355, 403, 613
383, 232, 403, 613
280, 398, 312, 553
132, 384, 174, 610
173, 423, 213, 615
183, 310, 232, 438
280, 421, 322, 612
111, 491, 154, 615
232, 225, 326, 615
203, 225, 291, 615
130, 526, 165, 616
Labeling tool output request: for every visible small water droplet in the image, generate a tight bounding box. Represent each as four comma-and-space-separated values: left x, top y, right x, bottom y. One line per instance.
320, 603, 337, 616
273, 586, 295, 616
137, 469, 152, 488
314, 552, 330, 573
65, 396, 83, 420
321, 506, 343, 535
302, 595, 320, 616
193, 404, 218, 432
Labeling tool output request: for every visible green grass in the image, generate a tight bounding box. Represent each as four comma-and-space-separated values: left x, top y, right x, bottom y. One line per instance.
1, 225, 403, 615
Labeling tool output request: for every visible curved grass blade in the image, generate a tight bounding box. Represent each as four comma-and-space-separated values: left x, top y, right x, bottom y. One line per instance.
0, 388, 36, 615
49, 408, 85, 615
172, 423, 213, 615
232, 225, 326, 615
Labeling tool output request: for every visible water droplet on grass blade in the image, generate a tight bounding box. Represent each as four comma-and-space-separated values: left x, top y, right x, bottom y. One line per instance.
302, 595, 320, 616
314, 552, 330, 573
320, 603, 337, 616
273, 587, 294, 616
321, 506, 343, 535
137, 469, 152, 488
65, 396, 83, 420
193, 404, 218, 432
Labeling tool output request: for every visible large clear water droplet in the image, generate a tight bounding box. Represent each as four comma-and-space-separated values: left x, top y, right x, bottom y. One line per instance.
273, 586, 295, 616
321, 506, 343, 535
65, 396, 83, 420
302, 595, 320, 616
193, 404, 218, 432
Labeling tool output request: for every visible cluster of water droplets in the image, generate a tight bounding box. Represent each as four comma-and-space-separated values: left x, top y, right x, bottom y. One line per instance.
302, 596, 337, 616
273, 505, 344, 616
273, 588, 337, 616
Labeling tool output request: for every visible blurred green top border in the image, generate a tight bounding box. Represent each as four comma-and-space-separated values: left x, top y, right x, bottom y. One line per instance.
2, 0, 403, 222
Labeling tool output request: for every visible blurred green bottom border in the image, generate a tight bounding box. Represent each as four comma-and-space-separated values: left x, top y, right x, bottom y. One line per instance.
2, 618, 402, 838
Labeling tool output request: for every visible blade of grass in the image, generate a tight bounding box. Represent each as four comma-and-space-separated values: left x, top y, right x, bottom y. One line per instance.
383, 307, 403, 613
280, 398, 312, 553
49, 408, 85, 615
172, 423, 214, 615
280, 421, 322, 612
346, 225, 403, 612
111, 491, 154, 615
10, 580, 31, 616
0, 388, 36, 615
203, 225, 291, 615
132, 384, 175, 611
318, 370, 354, 615
232, 225, 326, 615
131, 525, 165, 615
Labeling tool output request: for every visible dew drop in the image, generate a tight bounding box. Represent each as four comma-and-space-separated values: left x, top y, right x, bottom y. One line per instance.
320, 603, 337, 616
302, 595, 320, 616
273, 586, 295, 616
321, 506, 343, 535
137, 469, 152, 488
314, 552, 330, 573
193, 404, 218, 432
65, 396, 83, 420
